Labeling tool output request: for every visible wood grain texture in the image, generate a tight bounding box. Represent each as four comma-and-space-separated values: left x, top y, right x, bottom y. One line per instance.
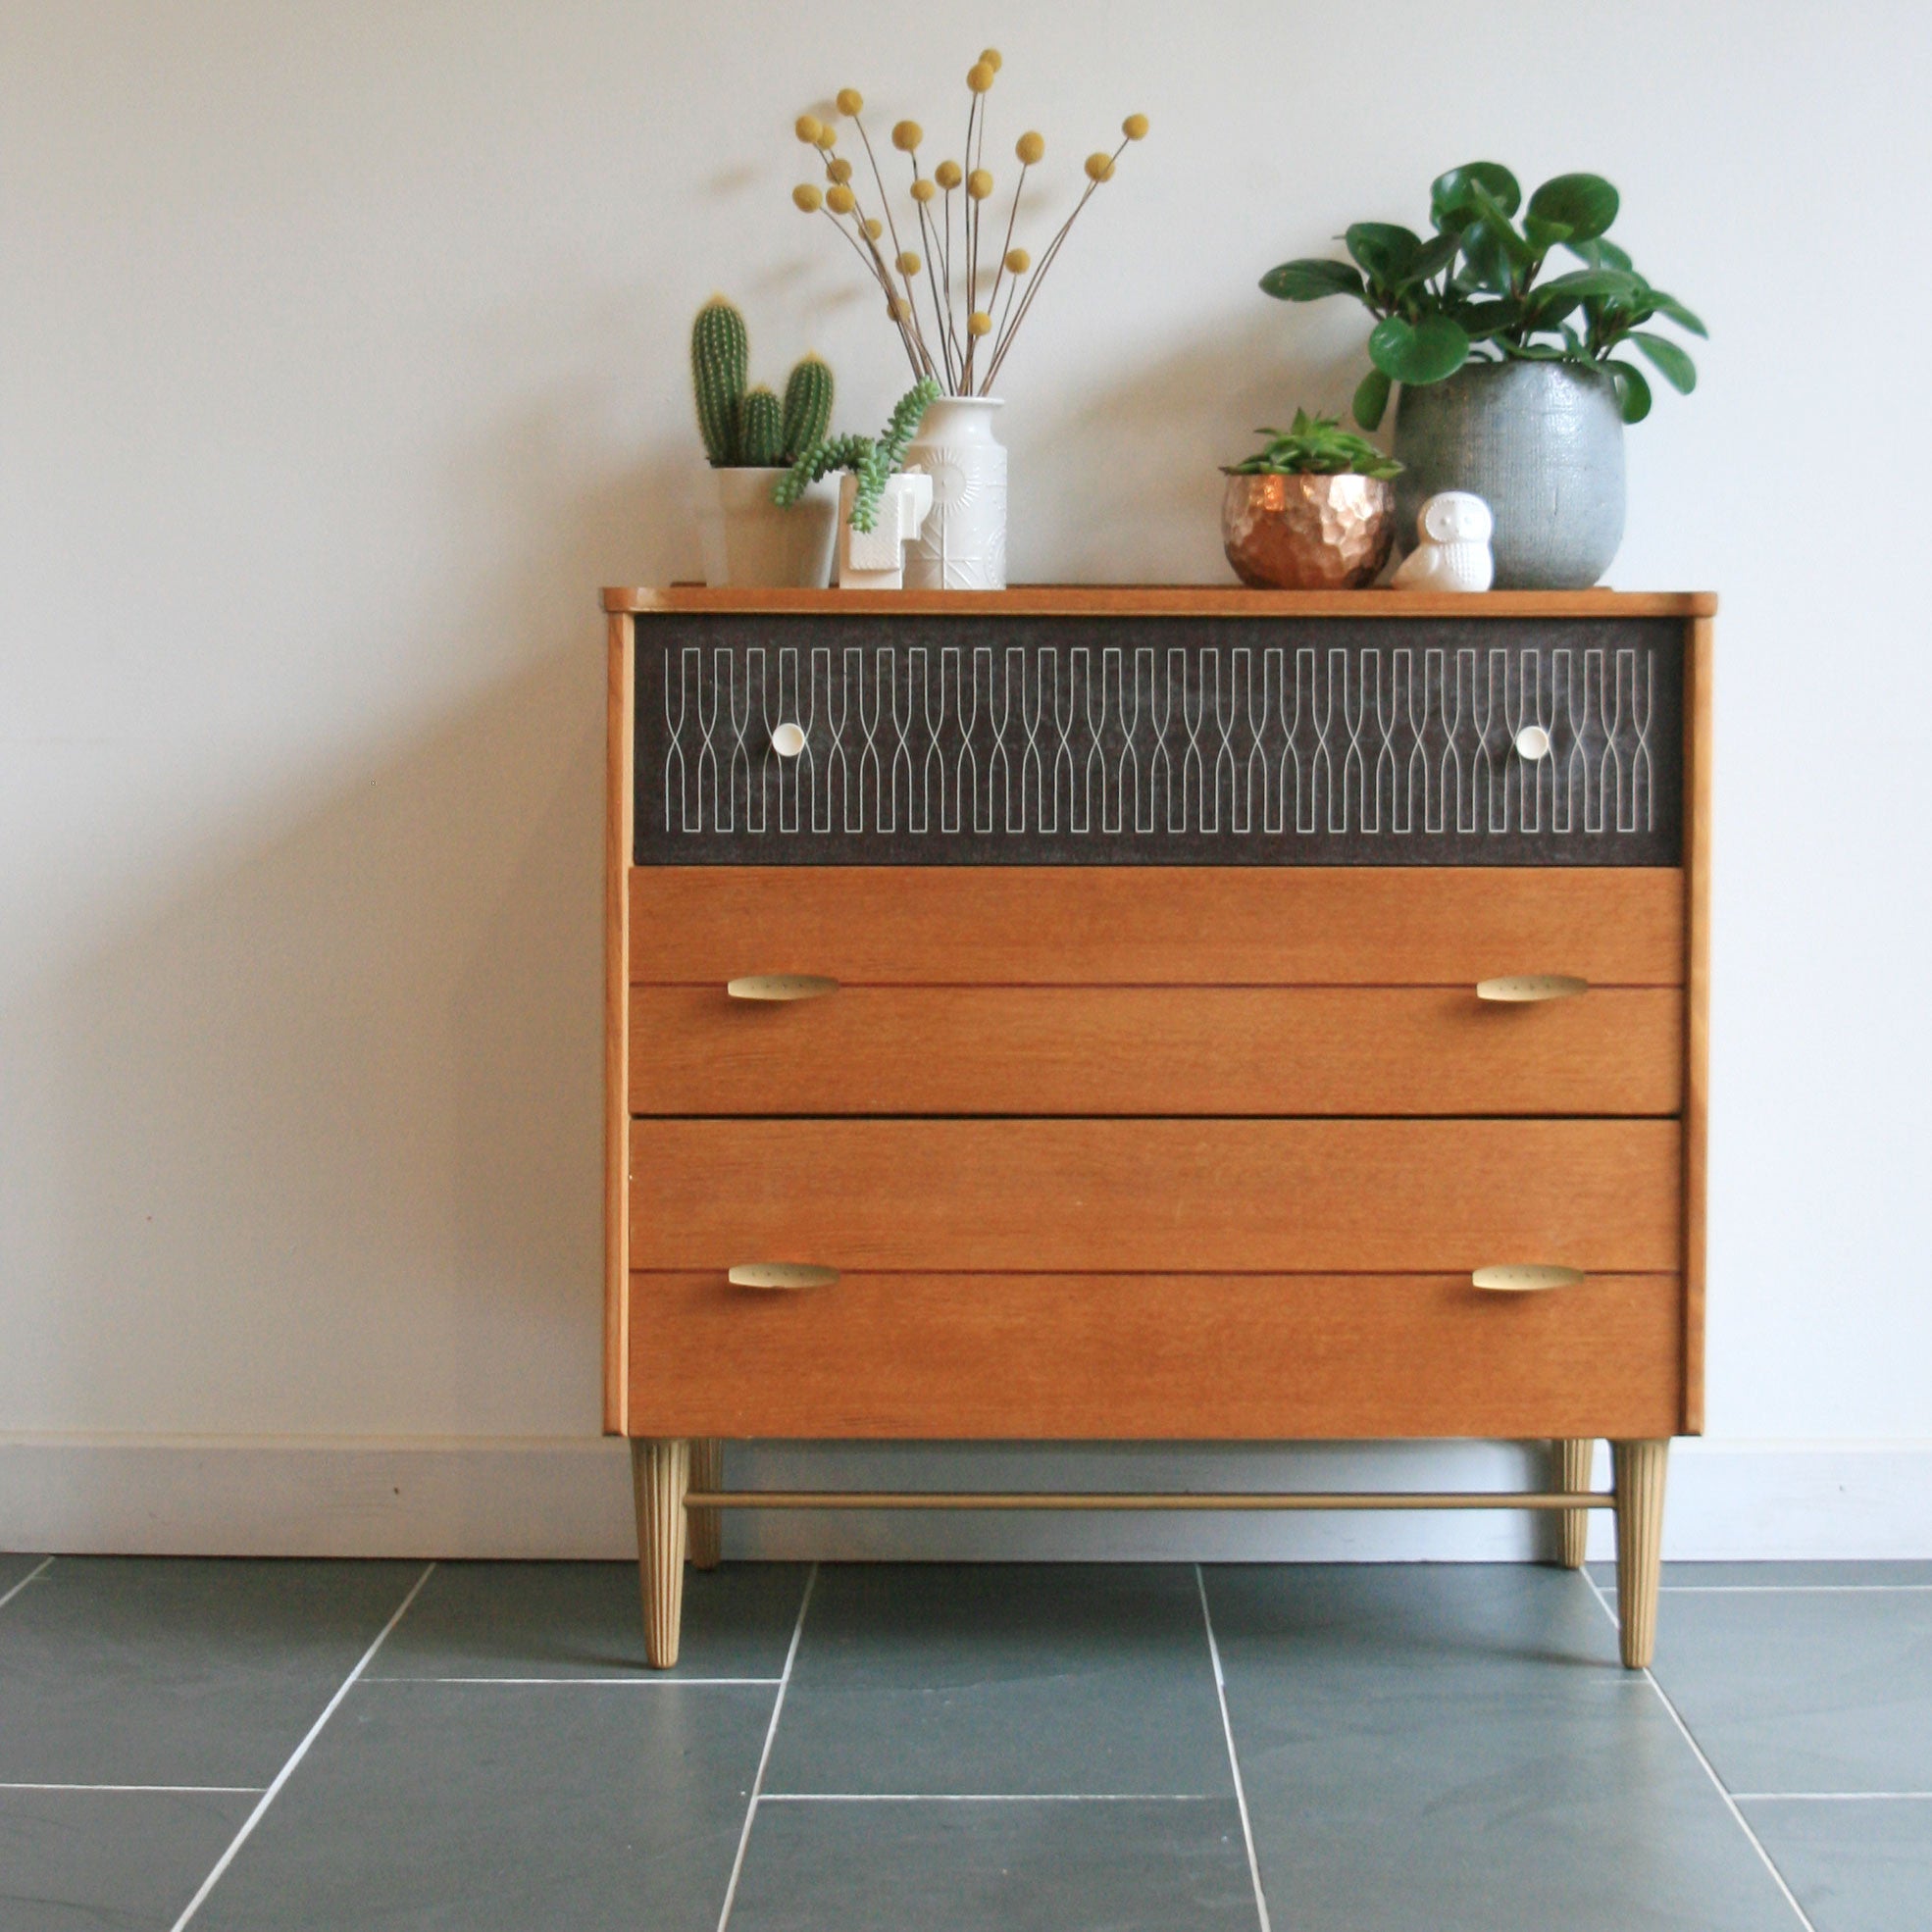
627, 1272, 1683, 1440
1554, 1437, 1596, 1567
629, 1119, 1682, 1274
605, 585, 1717, 619
632, 985, 1683, 1117
1682, 615, 1712, 1434
604, 613, 633, 1436
630, 868, 1685, 989
631, 1438, 687, 1668
1613, 1438, 1669, 1668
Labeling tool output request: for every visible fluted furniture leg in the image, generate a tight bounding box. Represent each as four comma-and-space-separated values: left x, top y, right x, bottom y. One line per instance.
632, 1438, 690, 1668
1612, 1439, 1669, 1669
1553, 1438, 1594, 1568
688, 1438, 723, 1570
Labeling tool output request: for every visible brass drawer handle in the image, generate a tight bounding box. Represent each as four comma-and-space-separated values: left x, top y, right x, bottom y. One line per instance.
729, 1262, 840, 1292
727, 975, 839, 1002
1472, 1264, 1588, 1293
1477, 975, 1588, 1002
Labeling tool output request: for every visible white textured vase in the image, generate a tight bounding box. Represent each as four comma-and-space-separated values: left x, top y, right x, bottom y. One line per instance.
902, 396, 1007, 590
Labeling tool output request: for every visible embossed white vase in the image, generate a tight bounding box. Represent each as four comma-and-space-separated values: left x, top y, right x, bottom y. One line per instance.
902, 396, 1007, 590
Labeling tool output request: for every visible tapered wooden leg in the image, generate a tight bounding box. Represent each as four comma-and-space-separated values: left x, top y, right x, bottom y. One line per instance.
688, 1439, 723, 1571
1612, 1439, 1669, 1669
1552, 1438, 1594, 1568
631, 1438, 689, 1668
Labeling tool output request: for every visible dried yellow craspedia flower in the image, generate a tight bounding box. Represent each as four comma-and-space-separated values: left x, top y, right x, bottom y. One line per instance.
837, 87, 864, 116
966, 61, 994, 93
863, 217, 883, 238
1122, 113, 1149, 140
888, 295, 912, 321
795, 114, 823, 144
935, 159, 963, 189
910, 177, 937, 204
891, 120, 923, 151
967, 168, 992, 200
1005, 246, 1031, 274
1015, 130, 1044, 165
792, 182, 824, 212
896, 250, 922, 276
968, 310, 993, 336
826, 156, 853, 183
1085, 151, 1115, 182
980, 47, 1003, 71
815, 121, 838, 148
826, 183, 856, 215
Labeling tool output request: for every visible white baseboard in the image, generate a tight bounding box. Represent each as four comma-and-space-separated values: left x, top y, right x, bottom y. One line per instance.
4, 1435, 1930, 1562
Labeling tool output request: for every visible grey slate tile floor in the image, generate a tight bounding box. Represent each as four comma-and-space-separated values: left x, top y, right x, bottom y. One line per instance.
1, 1555, 1926, 1930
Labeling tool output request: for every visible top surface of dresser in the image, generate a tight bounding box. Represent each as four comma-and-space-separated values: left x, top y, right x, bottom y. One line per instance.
617, 589, 1708, 868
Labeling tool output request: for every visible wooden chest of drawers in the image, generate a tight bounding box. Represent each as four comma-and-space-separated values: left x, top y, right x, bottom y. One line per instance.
604, 585, 1712, 1669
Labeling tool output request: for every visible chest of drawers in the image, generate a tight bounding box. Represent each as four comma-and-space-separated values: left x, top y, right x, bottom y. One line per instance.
604, 585, 1712, 1669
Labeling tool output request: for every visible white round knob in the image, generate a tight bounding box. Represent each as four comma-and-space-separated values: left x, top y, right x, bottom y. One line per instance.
771, 722, 806, 758
1514, 724, 1551, 761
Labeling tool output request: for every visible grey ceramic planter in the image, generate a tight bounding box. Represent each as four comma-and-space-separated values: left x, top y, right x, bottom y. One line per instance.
1392, 361, 1625, 588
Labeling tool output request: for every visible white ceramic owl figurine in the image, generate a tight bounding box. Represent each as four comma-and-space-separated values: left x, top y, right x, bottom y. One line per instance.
1393, 490, 1495, 592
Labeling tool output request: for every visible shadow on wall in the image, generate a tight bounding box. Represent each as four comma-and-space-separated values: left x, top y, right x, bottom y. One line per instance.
5, 439, 693, 1440
1017, 307, 1371, 583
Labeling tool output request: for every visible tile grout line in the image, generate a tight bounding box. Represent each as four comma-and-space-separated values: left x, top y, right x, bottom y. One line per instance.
0, 1556, 55, 1612
1735, 1792, 1932, 1803
1656, 1584, 1932, 1595
1195, 1564, 1273, 1932
0, 1783, 266, 1795
363, 1675, 785, 1686
715, 1560, 818, 1932
167, 1562, 437, 1932
760, 1792, 1220, 1803
1580, 1571, 1818, 1932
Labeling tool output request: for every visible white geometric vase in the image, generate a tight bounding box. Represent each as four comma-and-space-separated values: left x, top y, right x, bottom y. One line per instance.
837, 471, 934, 589
902, 396, 1007, 589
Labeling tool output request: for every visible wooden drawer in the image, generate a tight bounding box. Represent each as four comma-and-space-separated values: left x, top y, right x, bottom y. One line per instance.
632, 985, 1683, 1116
629, 1119, 1681, 1274
636, 614, 1683, 865
630, 867, 1685, 987
627, 1270, 1684, 1439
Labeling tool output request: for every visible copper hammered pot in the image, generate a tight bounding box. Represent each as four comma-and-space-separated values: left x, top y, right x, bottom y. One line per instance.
1220, 473, 1396, 590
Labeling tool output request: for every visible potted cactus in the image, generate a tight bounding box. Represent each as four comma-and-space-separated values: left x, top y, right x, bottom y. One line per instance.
777, 379, 941, 588
690, 295, 839, 586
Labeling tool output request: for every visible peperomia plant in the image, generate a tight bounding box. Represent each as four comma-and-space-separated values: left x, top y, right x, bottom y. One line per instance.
1260, 163, 1705, 430
1223, 409, 1401, 479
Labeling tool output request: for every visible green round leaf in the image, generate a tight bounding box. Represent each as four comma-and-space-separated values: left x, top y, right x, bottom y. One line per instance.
1527, 174, 1620, 242
1431, 162, 1522, 229
1523, 216, 1573, 251
1630, 331, 1697, 393
1369, 313, 1472, 385
1646, 290, 1708, 337
1260, 258, 1365, 302
1346, 223, 1423, 285
1352, 366, 1393, 431
1608, 359, 1653, 424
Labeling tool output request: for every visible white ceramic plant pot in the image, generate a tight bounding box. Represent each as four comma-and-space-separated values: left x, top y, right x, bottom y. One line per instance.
696, 467, 837, 588
902, 396, 1007, 589
837, 471, 934, 589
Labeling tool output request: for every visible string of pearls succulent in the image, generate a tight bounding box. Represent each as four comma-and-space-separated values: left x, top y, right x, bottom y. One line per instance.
790, 55, 1146, 394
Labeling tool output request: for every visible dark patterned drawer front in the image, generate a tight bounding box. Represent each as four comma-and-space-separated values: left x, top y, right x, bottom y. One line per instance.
635, 616, 1681, 865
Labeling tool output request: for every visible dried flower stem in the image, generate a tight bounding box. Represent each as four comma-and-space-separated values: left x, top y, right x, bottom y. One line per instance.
982, 135, 1128, 392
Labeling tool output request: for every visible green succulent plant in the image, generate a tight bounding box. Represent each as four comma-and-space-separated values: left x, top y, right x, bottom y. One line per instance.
1223, 409, 1402, 480
773, 377, 941, 532
690, 296, 836, 466
1260, 163, 1706, 430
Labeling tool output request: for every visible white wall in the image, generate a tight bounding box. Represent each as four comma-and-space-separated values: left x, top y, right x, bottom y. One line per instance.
4, 0, 1929, 1557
